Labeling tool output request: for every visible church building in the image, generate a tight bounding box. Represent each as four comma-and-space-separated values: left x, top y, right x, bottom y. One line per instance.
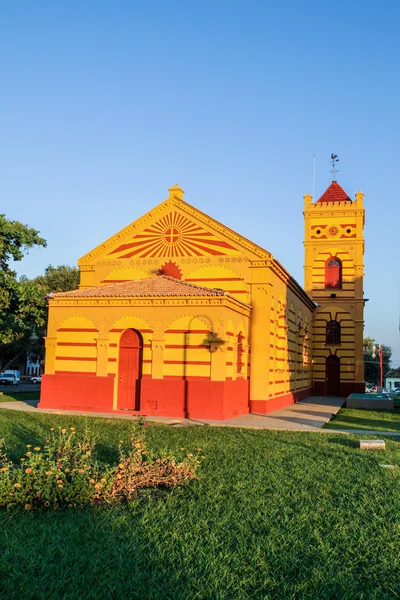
39, 180, 365, 419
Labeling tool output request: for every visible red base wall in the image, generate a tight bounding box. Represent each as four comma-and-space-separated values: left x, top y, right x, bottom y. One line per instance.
39, 374, 249, 421
141, 377, 249, 420
249, 387, 311, 415
39, 374, 114, 412
313, 381, 365, 397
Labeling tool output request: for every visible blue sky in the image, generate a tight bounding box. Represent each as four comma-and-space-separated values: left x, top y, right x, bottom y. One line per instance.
1, 1, 399, 364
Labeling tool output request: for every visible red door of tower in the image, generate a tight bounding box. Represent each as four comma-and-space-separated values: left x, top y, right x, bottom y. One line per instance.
326, 355, 340, 396
117, 329, 142, 410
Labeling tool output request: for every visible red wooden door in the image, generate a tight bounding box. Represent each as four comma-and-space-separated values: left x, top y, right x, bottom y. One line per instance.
117, 329, 142, 410
326, 355, 340, 396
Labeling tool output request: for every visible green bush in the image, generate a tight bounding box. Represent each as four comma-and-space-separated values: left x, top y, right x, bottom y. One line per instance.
0, 419, 202, 510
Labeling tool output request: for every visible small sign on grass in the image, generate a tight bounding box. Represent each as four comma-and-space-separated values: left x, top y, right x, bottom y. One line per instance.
360, 439, 386, 450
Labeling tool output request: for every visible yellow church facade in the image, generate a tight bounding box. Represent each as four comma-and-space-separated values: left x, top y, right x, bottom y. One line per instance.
40, 181, 365, 419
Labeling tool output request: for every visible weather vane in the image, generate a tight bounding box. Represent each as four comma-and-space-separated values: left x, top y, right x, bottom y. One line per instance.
330, 154, 339, 181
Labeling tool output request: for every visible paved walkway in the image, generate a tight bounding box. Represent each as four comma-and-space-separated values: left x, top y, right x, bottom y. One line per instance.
199, 396, 345, 430
1, 395, 400, 436
0, 396, 345, 431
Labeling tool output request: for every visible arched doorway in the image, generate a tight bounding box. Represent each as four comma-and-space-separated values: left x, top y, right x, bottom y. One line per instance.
117, 329, 143, 410
326, 355, 340, 396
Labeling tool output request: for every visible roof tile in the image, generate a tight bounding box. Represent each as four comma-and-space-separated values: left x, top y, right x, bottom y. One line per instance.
316, 181, 352, 204
52, 276, 228, 299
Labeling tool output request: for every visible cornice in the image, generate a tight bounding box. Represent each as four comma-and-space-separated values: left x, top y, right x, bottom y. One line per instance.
248, 258, 315, 311
49, 294, 252, 316
303, 209, 365, 218
271, 260, 316, 311
312, 297, 365, 303
303, 239, 364, 246
249, 260, 272, 268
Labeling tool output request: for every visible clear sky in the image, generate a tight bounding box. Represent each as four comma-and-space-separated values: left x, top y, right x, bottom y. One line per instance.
1, 1, 399, 364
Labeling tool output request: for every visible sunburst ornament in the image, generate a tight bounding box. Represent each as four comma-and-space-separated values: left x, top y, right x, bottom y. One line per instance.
109, 212, 237, 259
327, 226, 339, 238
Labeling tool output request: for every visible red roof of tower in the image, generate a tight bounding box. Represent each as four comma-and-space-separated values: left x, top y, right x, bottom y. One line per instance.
316, 181, 352, 204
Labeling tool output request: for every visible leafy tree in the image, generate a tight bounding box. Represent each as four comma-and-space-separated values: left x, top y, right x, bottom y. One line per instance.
27, 265, 80, 364
363, 337, 392, 385
32, 264, 80, 294
0, 215, 47, 371
0, 214, 46, 273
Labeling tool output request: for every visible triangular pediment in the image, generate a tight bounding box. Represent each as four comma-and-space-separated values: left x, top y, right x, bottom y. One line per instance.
79, 186, 270, 267
108, 211, 240, 259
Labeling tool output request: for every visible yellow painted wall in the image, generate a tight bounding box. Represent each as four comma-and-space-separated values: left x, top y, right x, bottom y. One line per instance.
303, 190, 365, 388
248, 262, 314, 404
45, 297, 251, 409
44, 183, 366, 414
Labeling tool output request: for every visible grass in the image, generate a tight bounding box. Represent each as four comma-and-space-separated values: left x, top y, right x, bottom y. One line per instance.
0, 390, 40, 403
1, 411, 400, 599
324, 407, 400, 432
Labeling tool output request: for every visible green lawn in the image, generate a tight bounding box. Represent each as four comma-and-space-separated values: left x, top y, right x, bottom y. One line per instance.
324, 407, 400, 432
0, 390, 40, 403
1, 411, 400, 599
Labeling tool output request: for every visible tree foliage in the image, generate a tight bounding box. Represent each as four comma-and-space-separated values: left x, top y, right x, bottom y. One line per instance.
0, 214, 46, 274
0, 216, 47, 370
0, 214, 81, 371
27, 265, 80, 364
363, 337, 392, 385
32, 265, 80, 295
0, 263, 80, 371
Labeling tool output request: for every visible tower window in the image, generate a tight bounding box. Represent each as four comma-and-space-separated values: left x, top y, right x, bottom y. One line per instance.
325, 257, 342, 289
326, 320, 341, 345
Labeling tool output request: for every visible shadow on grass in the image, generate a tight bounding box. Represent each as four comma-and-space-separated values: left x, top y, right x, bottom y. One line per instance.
2, 420, 46, 461
326, 436, 361, 448
0, 390, 40, 404
327, 414, 400, 432
1, 418, 121, 465
0, 502, 189, 600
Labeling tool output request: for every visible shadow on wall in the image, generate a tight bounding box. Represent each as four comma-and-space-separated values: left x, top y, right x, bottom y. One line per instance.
183, 316, 225, 418
284, 277, 313, 405
308, 272, 365, 398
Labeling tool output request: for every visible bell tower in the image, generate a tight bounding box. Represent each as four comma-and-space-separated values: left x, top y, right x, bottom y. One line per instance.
304, 176, 365, 396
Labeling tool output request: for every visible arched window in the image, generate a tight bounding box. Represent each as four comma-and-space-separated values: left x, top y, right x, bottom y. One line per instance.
326, 320, 341, 345
325, 257, 342, 289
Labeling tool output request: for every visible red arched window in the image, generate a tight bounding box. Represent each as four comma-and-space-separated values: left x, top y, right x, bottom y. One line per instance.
325, 257, 342, 289
326, 320, 341, 345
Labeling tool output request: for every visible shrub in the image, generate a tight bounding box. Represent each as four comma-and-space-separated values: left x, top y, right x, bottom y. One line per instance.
0, 419, 203, 510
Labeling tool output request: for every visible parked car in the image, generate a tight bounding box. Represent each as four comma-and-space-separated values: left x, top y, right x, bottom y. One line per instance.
2, 370, 20, 384
0, 373, 19, 386
30, 375, 42, 384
